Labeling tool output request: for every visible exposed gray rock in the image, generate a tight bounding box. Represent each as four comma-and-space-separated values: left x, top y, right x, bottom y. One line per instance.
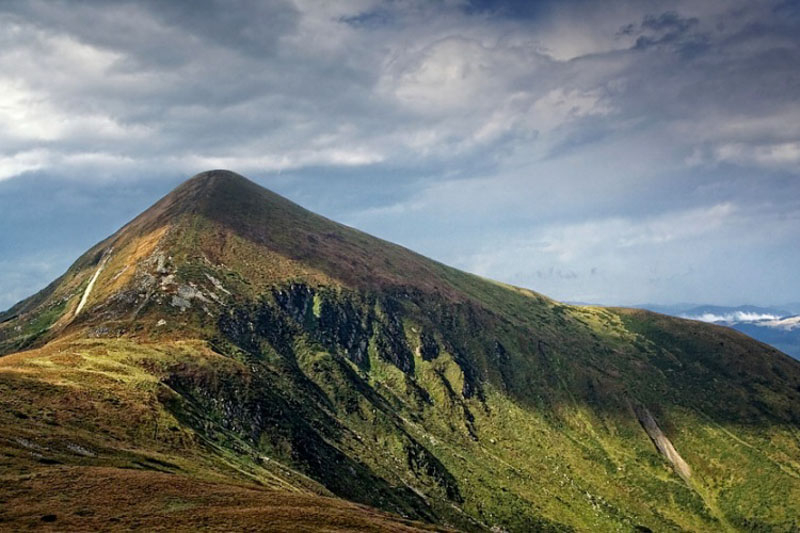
635, 405, 691, 481
178, 284, 210, 303
205, 273, 231, 295
65, 442, 96, 457
171, 295, 191, 311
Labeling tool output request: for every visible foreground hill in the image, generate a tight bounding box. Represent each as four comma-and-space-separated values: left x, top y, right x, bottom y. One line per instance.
2, 170, 799, 532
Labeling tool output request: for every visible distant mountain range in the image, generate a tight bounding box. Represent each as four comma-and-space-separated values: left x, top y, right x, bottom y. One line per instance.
635, 304, 800, 361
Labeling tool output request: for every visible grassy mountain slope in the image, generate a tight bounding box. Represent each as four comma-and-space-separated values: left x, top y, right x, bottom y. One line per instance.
2, 170, 800, 532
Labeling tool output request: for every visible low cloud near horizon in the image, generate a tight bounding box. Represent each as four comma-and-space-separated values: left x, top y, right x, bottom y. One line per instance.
1, 0, 799, 309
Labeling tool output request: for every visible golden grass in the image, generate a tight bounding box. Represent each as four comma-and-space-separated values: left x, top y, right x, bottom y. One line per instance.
0, 466, 451, 532
0, 337, 453, 532
96, 225, 170, 301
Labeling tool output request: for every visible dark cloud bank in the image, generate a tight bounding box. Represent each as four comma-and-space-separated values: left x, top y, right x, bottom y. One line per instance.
1, 0, 799, 309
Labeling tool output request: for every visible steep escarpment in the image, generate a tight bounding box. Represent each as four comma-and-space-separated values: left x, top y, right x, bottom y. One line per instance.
2, 170, 800, 532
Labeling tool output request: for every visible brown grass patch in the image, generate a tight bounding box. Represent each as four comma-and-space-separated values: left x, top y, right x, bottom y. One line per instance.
0, 466, 453, 532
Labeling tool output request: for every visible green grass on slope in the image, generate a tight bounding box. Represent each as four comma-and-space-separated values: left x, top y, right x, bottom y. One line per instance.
3, 285, 800, 532
3, 171, 800, 532
0, 338, 329, 493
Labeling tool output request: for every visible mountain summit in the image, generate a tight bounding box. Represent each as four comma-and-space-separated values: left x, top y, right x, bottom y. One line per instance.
2, 171, 800, 531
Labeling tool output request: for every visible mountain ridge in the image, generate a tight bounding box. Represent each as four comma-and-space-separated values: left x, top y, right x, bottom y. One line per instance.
2, 170, 800, 532
568, 302, 800, 360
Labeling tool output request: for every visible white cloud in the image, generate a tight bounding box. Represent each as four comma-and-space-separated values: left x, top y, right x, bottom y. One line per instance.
0, 149, 50, 181
0, 76, 152, 146
530, 88, 612, 129
683, 311, 784, 323
468, 202, 736, 268
183, 148, 384, 174
714, 142, 800, 170
381, 36, 534, 113
0, 79, 65, 141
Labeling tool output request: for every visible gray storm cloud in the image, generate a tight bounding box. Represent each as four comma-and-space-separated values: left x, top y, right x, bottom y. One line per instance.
0, 0, 799, 309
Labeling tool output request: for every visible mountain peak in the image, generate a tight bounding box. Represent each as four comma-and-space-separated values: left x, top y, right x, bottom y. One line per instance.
111, 169, 296, 244
91, 170, 468, 301
177, 169, 260, 199
165, 169, 270, 212
189, 168, 249, 184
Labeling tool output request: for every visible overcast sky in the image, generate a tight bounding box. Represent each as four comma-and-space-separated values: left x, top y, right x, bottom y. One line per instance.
1, 0, 799, 310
